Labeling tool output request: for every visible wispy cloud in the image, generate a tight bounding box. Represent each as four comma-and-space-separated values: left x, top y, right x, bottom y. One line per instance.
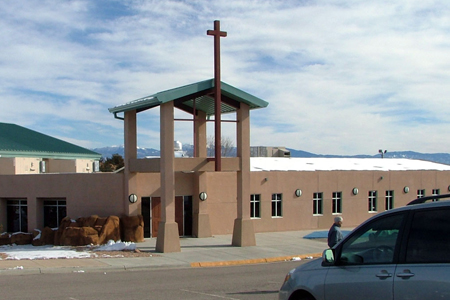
1, 0, 449, 155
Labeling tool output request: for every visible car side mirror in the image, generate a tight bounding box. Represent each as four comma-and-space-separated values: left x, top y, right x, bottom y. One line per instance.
322, 249, 335, 266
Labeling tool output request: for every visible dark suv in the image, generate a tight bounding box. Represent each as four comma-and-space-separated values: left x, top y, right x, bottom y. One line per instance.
279, 194, 450, 300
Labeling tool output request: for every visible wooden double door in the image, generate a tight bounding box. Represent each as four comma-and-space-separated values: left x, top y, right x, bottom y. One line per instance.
141, 196, 192, 238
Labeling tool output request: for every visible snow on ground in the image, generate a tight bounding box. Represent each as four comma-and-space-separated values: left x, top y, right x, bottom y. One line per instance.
0, 240, 136, 260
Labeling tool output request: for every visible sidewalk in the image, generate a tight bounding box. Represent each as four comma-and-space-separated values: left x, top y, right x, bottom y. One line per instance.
0, 230, 331, 275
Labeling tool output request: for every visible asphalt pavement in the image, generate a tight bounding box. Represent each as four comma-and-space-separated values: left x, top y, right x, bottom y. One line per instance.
0, 229, 337, 275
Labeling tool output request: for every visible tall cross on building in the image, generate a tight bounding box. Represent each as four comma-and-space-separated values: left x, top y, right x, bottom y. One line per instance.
207, 20, 227, 171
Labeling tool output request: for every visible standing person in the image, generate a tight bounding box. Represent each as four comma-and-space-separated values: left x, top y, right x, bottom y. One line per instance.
328, 216, 344, 248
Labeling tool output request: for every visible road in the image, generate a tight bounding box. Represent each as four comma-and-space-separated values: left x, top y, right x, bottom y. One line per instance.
1, 260, 309, 299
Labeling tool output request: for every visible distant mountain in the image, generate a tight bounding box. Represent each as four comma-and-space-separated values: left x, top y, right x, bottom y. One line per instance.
92, 146, 450, 166
91, 145, 159, 159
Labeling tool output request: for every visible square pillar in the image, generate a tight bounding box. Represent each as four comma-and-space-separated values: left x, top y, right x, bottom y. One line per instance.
192, 110, 212, 237
232, 103, 256, 246
124, 110, 138, 216
156, 101, 181, 253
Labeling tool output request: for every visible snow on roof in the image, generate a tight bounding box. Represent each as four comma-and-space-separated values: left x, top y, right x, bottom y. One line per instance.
250, 157, 450, 172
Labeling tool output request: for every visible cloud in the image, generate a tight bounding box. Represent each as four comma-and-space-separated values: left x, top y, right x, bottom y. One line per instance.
1, 0, 450, 154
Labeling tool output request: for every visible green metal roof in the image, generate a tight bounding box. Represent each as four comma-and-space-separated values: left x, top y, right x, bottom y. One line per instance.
108, 79, 269, 117
0, 123, 101, 159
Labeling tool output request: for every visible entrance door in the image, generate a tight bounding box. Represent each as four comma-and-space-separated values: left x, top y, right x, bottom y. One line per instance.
175, 196, 184, 236
141, 197, 151, 238
149, 196, 193, 237
183, 196, 193, 236
151, 197, 161, 238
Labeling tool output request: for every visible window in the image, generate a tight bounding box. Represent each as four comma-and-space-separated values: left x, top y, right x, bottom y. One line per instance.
271, 193, 282, 217
432, 189, 440, 201
368, 191, 377, 212
406, 208, 450, 263
7, 199, 28, 232
250, 194, 261, 218
43, 200, 67, 228
313, 192, 323, 215
385, 190, 394, 210
339, 213, 405, 265
332, 192, 342, 214
417, 189, 425, 198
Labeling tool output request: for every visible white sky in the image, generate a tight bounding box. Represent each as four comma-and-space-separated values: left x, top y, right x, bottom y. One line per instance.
1, 0, 450, 155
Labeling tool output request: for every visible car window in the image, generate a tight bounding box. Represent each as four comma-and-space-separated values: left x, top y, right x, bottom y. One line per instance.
405, 208, 450, 263
339, 213, 405, 265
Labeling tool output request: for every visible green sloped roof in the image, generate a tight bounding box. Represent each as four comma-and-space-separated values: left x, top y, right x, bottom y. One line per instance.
0, 123, 101, 159
108, 79, 269, 117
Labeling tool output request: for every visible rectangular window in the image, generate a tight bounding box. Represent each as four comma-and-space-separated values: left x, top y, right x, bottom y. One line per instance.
250, 194, 261, 218
368, 191, 377, 212
313, 192, 323, 215
271, 193, 282, 217
43, 200, 67, 228
332, 192, 342, 214
417, 189, 425, 198
7, 199, 28, 232
432, 189, 440, 201
385, 190, 394, 210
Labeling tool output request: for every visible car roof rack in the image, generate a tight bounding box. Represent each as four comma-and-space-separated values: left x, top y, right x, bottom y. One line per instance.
407, 193, 450, 206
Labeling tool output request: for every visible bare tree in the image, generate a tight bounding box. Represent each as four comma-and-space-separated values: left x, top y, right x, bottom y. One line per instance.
207, 135, 235, 157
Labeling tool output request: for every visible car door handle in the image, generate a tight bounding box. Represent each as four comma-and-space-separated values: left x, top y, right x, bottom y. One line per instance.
376, 270, 392, 278
396, 270, 415, 278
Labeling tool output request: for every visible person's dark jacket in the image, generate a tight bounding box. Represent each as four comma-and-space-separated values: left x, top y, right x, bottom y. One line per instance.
328, 224, 343, 248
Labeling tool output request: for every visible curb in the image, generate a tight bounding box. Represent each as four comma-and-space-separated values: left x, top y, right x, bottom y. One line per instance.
190, 253, 321, 267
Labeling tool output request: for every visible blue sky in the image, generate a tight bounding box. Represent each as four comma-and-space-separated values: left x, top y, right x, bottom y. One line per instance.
1, 0, 450, 155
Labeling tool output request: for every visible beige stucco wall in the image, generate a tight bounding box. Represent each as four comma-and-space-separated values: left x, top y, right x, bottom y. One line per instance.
0, 158, 15, 174
6, 157, 42, 175
0, 167, 449, 236
0, 173, 124, 231
45, 159, 96, 173
0, 158, 98, 174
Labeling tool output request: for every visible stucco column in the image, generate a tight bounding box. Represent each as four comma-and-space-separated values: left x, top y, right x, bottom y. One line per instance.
124, 110, 138, 216
156, 101, 181, 253
232, 103, 256, 246
192, 110, 212, 237
27, 196, 37, 232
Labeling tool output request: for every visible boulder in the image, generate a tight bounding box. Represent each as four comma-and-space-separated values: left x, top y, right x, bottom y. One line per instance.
11, 232, 33, 245
33, 227, 56, 246
98, 216, 120, 244
121, 215, 145, 242
54, 216, 75, 245
77, 215, 98, 228
61, 226, 99, 246
0, 232, 11, 246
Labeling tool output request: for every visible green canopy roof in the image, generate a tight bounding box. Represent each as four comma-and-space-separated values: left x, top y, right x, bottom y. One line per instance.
108, 79, 268, 118
0, 123, 101, 159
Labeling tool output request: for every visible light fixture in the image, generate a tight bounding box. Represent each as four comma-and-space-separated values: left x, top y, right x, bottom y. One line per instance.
352, 187, 359, 195
404, 186, 410, 193
295, 189, 302, 197
128, 194, 138, 203
199, 192, 208, 201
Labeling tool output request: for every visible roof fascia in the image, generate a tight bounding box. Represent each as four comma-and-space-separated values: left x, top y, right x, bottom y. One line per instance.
0, 151, 101, 160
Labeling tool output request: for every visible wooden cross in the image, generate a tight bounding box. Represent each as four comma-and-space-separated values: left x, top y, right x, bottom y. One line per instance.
207, 20, 227, 171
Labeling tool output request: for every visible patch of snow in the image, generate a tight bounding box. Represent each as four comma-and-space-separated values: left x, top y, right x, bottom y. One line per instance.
95, 240, 136, 251
0, 245, 92, 260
